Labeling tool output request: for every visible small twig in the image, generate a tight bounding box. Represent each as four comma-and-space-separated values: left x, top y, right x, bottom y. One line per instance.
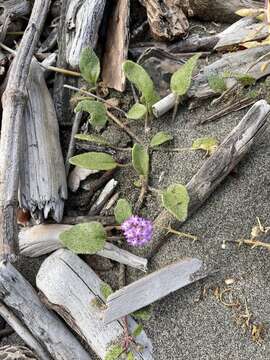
224, 238, 270, 250
134, 175, 149, 213
152, 147, 191, 152
65, 112, 82, 174
161, 225, 198, 242
60, 215, 115, 225
63, 84, 127, 116
42, 65, 81, 77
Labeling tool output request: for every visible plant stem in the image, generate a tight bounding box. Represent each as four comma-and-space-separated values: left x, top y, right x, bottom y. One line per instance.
44, 65, 81, 77
64, 84, 127, 116
134, 175, 149, 213
152, 147, 191, 152
225, 238, 270, 250
144, 112, 150, 134
162, 226, 198, 241
172, 94, 180, 121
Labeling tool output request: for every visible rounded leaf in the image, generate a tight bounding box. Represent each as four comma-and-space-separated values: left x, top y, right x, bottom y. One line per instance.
69, 152, 118, 170
162, 184, 189, 221
170, 53, 201, 96
132, 144, 149, 176
105, 345, 124, 360
127, 103, 147, 120
192, 137, 219, 155
150, 131, 173, 147
79, 47, 100, 86
59, 222, 107, 254
75, 100, 107, 129
114, 199, 132, 224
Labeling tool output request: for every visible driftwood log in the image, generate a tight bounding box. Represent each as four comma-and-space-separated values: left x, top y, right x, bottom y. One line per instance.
36, 249, 153, 360
0, 0, 50, 260
188, 0, 263, 23
153, 45, 270, 117
19, 58, 67, 223
101, 0, 130, 91
0, 260, 91, 359
104, 258, 204, 323
148, 100, 270, 259
19, 224, 148, 272
0, 345, 37, 360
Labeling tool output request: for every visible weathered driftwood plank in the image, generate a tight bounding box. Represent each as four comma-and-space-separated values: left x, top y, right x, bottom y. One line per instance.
0, 345, 38, 360
101, 0, 130, 92
0, 260, 92, 360
148, 100, 270, 258
68, 167, 99, 192
19, 224, 148, 271
188, 0, 262, 23
104, 258, 203, 324
140, 0, 189, 41
89, 179, 118, 215
19, 58, 67, 223
153, 45, 270, 117
0, 0, 51, 260
36, 249, 153, 359
0, 302, 50, 360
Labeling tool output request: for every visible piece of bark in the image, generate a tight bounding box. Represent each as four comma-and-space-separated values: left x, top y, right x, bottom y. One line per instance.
101, 0, 130, 92
89, 179, 118, 215
0, 345, 38, 360
19, 58, 67, 223
65, 112, 82, 175
148, 100, 270, 258
104, 258, 204, 323
141, 0, 189, 41
0, 303, 49, 360
0, 261, 92, 360
188, 0, 263, 23
36, 249, 153, 359
153, 45, 270, 117
0, 0, 51, 260
19, 224, 148, 271
68, 167, 100, 192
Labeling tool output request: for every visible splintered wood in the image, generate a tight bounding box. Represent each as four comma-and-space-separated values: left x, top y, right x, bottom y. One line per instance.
36, 249, 154, 360
104, 258, 204, 323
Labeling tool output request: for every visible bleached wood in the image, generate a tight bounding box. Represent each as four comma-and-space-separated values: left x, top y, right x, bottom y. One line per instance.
102, 0, 130, 92
149, 100, 270, 258
0, 0, 51, 260
68, 167, 99, 192
104, 258, 203, 323
19, 58, 67, 222
0, 260, 92, 360
153, 45, 270, 117
19, 224, 148, 271
36, 249, 153, 359
89, 179, 118, 215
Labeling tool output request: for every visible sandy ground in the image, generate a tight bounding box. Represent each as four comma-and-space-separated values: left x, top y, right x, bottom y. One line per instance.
2, 24, 270, 360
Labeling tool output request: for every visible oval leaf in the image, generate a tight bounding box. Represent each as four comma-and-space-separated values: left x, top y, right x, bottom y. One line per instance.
79, 47, 100, 86
170, 53, 201, 96
59, 222, 107, 254
105, 345, 124, 360
132, 306, 152, 321
127, 103, 147, 120
123, 60, 159, 106
75, 100, 107, 129
69, 152, 118, 170
75, 133, 110, 146
150, 131, 173, 147
114, 199, 132, 224
162, 184, 189, 221
132, 144, 149, 176
192, 137, 219, 155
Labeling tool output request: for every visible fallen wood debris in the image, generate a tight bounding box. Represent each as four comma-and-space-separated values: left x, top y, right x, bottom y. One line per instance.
19, 224, 148, 272
104, 258, 204, 323
0, 260, 92, 359
148, 100, 270, 258
36, 249, 153, 359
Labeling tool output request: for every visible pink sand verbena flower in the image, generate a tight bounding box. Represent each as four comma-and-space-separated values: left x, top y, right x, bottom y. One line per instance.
121, 215, 153, 246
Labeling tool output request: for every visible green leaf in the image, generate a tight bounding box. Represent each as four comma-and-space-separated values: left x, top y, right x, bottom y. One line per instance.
75, 100, 107, 129
132, 144, 149, 177
132, 306, 152, 321
79, 47, 100, 86
69, 152, 118, 170
207, 74, 227, 94
59, 222, 107, 254
161, 184, 189, 221
222, 71, 256, 87
114, 199, 132, 224
150, 132, 173, 147
127, 352, 135, 360
127, 103, 147, 120
105, 344, 124, 360
123, 60, 160, 107
191, 137, 219, 155
75, 133, 110, 146
100, 282, 113, 300
170, 53, 201, 96
132, 324, 143, 337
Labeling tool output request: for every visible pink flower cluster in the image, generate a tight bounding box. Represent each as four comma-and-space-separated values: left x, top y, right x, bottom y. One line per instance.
121, 215, 153, 247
